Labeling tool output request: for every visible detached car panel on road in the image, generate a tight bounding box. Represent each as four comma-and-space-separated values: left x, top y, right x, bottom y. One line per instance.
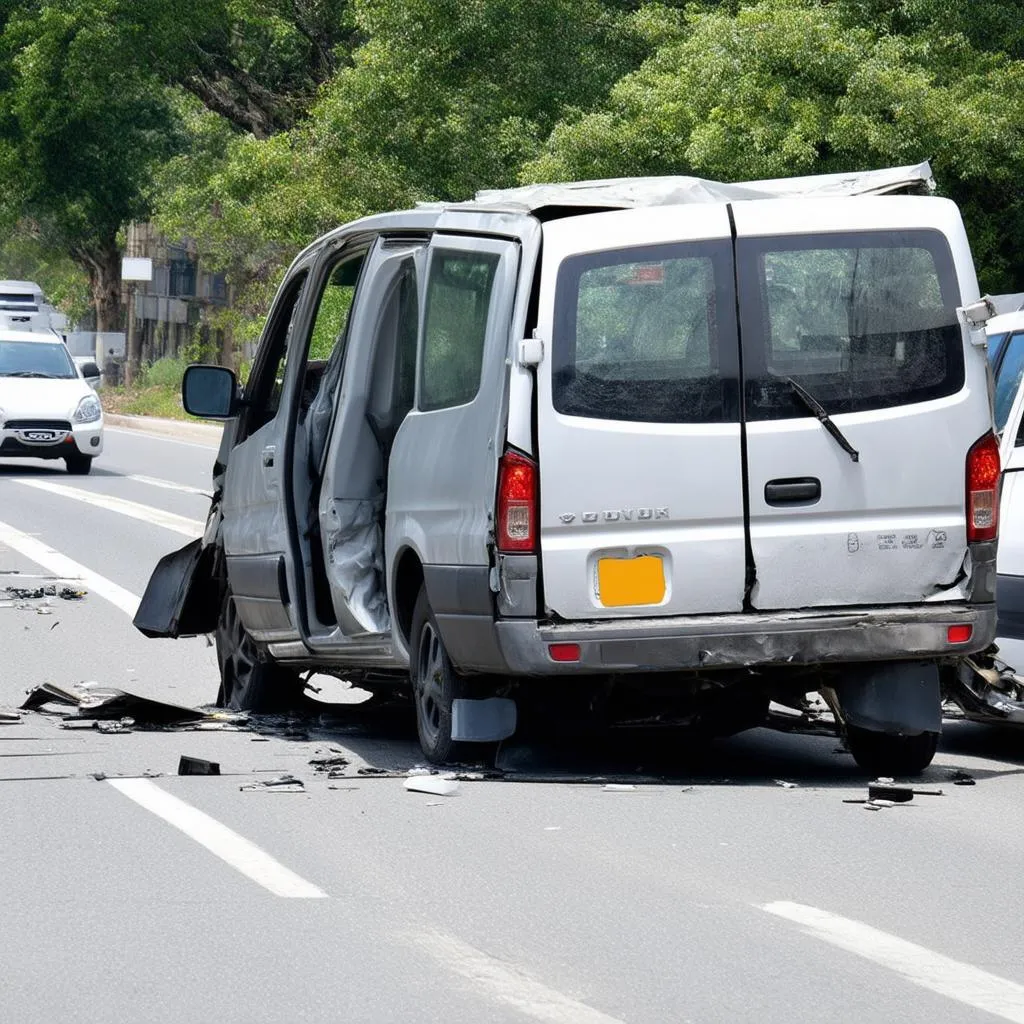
137, 162, 999, 775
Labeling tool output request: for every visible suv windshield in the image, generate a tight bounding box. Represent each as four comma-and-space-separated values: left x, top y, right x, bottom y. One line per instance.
738, 230, 964, 419
0, 339, 77, 378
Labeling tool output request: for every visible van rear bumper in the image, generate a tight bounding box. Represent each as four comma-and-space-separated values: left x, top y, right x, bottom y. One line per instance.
479, 604, 997, 676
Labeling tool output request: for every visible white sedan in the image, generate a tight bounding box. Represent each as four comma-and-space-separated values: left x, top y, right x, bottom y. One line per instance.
0, 328, 103, 474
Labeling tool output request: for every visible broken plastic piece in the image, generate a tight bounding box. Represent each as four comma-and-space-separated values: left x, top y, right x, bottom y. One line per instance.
868, 783, 913, 803
240, 773, 304, 791
403, 775, 460, 797
774, 780, 798, 789
96, 718, 135, 734
603, 783, 637, 792
21, 681, 207, 725
178, 756, 220, 776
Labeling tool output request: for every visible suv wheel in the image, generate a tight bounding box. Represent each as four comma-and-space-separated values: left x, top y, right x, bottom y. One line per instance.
846, 726, 939, 777
215, 590, 303, 712
65, 453, 93, 475
410, 586, 470, 765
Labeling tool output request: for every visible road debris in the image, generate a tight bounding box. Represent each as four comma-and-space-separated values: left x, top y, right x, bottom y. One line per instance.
178, 756, 221, 775
21, 681, 235, 729
603, 783, 637, 792
240, 773, 305, 792
404, 775, 460, 797
96, 718, 135, 735
4, 584, 87, 602
950, 770, 976, 786
309, 751, 350, 772
868, 782, 914, 803
0, 709, 22, 724
774, 780, 798, 789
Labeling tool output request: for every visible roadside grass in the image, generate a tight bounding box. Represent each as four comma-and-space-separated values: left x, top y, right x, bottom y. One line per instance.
100, 382, 188, 420
99, 355, 188, 420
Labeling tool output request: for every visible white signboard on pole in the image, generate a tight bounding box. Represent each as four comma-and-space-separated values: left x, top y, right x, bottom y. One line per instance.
121, 257, 153, 282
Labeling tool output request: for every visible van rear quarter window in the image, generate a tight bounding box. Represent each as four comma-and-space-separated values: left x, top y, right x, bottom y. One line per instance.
552, 241, 739, 423
738, 230, 964, 419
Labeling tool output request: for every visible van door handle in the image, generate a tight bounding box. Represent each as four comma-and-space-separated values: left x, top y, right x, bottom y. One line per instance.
765, 477, 821, 506
262, 445, 276, 468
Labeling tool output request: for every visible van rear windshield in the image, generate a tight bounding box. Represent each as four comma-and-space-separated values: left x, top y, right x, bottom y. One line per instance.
738, 230, 964, 419
552, 241, 739, 423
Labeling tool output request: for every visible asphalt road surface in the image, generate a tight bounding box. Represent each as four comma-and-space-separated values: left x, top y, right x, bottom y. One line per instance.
2, 425, 1024, 1024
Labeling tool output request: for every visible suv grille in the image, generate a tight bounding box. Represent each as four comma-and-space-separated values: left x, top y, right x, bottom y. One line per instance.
2, 419, 72, 430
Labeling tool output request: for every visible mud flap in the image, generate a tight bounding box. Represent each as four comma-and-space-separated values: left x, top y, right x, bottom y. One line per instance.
830, 661, 941, 736
133, 538, 220, 638
451, 697, 517, 743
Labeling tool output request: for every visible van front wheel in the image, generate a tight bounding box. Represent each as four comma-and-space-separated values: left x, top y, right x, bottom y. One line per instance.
410, 586, 470, 765
846, 727, 939, 777
215, 590, 303, 712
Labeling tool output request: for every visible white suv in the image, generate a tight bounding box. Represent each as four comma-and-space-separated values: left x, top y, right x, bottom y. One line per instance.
0, 329, 103, 474
136, 164, 998, 776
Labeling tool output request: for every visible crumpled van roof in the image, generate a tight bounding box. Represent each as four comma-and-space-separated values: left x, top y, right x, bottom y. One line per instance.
421, 161, 935, 214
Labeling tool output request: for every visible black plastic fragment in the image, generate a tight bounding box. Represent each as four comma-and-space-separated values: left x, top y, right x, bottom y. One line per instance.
178, 756, 220, 776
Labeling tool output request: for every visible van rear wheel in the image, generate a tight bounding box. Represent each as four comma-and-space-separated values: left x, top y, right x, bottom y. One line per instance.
410, 586, 471, 765
846, 726, 939, 777
215, 590, 303, 712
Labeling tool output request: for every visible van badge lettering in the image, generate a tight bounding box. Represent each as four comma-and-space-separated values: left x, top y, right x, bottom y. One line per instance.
558, 507, 670, 525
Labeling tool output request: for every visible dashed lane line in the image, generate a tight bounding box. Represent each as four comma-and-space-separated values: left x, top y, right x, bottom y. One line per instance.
125, 473, 210, 497
764, 901, 1024, 1023
108, 779, 327, 899
408, 930, 627, 1024
0, 518, 140, 617
12, 478, 203, 537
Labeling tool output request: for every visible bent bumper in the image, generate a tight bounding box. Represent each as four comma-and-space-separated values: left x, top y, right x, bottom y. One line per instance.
444, 603, 997, 676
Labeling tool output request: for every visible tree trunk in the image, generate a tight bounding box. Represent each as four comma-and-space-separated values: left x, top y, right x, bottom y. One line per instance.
73, 239, 128, 379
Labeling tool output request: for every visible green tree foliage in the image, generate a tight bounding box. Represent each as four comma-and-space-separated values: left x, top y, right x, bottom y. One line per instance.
527, 0, 1024, 291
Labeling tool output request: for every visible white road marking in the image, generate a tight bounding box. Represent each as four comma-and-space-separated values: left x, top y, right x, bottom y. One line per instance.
126, 473, 210, 497
109, 778, 327, 899
409, 930, 626, 1024
0, 519, 140, 616
13, 478, 203, 537
106, 426, 219, 450
764, 901, 1024, 1023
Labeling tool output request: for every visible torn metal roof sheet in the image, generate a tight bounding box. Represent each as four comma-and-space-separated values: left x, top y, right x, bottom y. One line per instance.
426, 161, 936, 214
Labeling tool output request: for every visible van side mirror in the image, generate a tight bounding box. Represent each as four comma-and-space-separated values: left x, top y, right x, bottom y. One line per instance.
80, 361, 100, 379
182, 364, 238, 419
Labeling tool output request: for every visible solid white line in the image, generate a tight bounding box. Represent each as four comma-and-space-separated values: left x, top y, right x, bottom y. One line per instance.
409, 931, 625, 1024
764, 901, 1024, 1023
0, 519, 140, 616
13, 478, 203, 537
105, 426, 219, 450
126, 474, 210, 497
108, 778, 327, 899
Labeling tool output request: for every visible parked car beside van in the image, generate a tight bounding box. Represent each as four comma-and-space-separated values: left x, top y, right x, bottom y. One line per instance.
135, 162, 998, 776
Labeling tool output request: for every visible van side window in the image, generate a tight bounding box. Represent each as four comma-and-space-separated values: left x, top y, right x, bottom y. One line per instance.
419, 249, 500, 411
244, 270, 308, 432
740, 232, 964, 418
552, 241, 738, 424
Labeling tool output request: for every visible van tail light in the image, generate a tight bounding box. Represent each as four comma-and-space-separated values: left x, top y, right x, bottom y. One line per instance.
497, 449, 538, 553
966, 431, 1000, 543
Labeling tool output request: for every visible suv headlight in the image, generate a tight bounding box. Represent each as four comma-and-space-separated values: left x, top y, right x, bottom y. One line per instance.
73, 395, 102, 424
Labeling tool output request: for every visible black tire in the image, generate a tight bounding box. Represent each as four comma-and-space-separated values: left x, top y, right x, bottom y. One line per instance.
65, 453, 93, 475
215, 591, 303, 712
846, 727, 939, 777
410, 586, 470, 765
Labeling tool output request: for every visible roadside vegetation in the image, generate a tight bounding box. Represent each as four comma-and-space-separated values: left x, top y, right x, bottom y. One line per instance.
1, 0, 1023, 390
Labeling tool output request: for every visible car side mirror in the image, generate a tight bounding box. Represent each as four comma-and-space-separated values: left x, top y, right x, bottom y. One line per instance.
182, 364, 238, 419
80, 361, 100, 379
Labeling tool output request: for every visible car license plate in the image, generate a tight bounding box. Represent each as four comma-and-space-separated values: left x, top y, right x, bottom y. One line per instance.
597, 555, 665, 608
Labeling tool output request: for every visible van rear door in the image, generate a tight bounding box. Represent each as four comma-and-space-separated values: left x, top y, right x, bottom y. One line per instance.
733, 198, 988, 609
535, 206, 747, 620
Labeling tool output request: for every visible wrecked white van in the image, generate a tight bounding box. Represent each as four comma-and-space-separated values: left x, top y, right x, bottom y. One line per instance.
135, 161, 999, 775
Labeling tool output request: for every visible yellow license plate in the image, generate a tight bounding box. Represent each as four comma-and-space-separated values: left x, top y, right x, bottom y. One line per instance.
597, 555, 665, 608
